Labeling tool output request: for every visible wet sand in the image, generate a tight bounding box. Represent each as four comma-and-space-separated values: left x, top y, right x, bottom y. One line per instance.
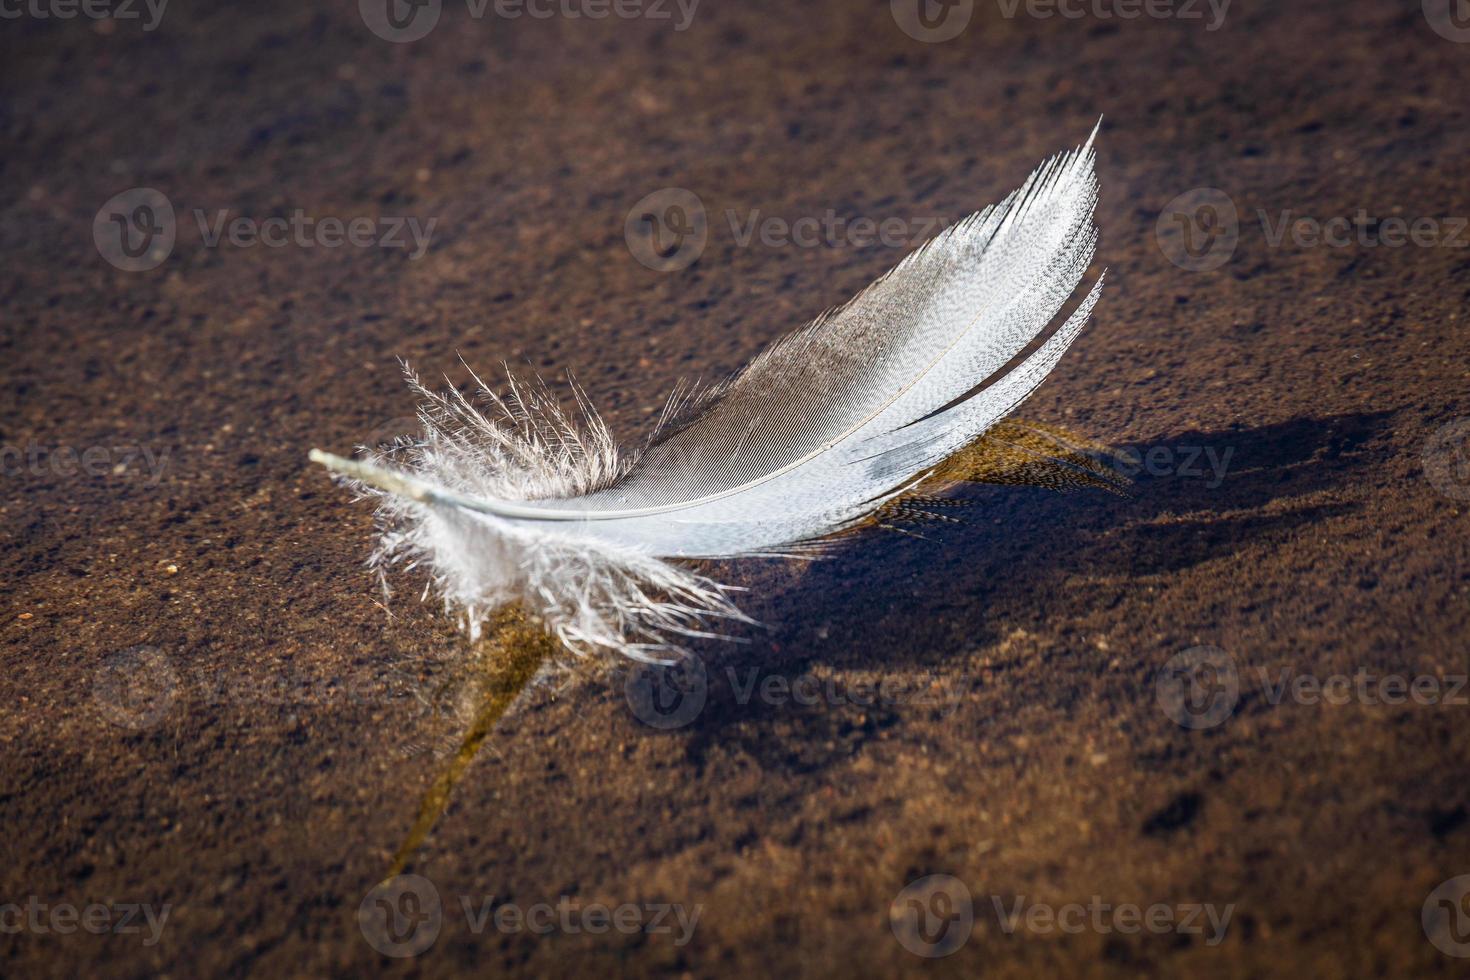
3, 0, 1470, 975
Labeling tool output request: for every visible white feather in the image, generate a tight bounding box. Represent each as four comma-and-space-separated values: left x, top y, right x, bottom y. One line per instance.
312, 126, 1105, 660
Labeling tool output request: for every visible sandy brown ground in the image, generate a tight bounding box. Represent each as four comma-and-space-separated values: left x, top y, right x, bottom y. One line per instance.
4, 0, 1470, 976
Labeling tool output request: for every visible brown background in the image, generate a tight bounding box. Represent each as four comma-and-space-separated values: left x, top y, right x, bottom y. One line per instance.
3, 0, 1470, 975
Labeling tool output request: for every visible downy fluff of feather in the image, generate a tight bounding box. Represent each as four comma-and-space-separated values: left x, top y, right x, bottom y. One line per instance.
313, 126, 1104, 661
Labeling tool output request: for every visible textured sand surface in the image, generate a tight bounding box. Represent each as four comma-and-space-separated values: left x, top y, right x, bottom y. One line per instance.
3, 0, 1470, 975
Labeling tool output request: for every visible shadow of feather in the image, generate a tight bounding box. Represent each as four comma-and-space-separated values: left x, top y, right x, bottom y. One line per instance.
386, 411, 1389, 854
383, 606, 561, 879
659, 410, 1389, 785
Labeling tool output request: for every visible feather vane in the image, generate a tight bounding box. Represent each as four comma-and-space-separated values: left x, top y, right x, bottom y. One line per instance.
312, 127, 1106, 660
